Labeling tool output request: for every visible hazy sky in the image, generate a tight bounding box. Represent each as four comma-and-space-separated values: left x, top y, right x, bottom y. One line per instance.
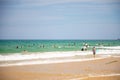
0, 0, 120, 39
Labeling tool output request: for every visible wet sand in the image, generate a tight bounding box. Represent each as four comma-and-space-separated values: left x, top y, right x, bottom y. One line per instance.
0, 57, 120, 80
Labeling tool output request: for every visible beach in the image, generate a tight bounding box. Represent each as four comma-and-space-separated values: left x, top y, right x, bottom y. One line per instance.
0, 40, 120, 80
0, 56, 120, 80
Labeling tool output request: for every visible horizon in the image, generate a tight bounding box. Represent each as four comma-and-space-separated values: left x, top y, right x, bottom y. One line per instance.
0, 39, 119, 40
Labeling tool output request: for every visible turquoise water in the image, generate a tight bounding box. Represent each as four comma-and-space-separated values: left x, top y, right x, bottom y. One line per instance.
0, 40, 120, 54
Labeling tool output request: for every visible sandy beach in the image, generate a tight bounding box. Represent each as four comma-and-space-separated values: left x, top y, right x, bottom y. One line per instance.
0, 56, 120, 80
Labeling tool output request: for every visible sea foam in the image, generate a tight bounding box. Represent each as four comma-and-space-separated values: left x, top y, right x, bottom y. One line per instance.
0, 55, 110, 67
0, 48, 120, 61
0, 46, 120, 67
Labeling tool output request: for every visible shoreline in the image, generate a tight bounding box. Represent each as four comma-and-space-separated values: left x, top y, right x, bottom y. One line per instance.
0, 49, 120, 61
0, 50, 120, 67
0, 57, 120, 80
0, 55, 112, 67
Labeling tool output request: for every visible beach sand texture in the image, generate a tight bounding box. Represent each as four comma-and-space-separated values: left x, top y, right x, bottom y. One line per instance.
0, 57, 120, 80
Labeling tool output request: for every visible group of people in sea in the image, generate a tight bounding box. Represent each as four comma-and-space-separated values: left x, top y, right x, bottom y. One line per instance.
81, 43, 89, 51
16, 42, 96, 57
81, 43, 96, 57
15, 42, 77, 49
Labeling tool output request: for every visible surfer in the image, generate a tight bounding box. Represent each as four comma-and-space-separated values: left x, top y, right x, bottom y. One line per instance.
92, 47, 96, 58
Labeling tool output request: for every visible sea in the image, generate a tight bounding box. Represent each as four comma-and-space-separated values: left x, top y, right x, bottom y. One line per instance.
0, 40, 120, 66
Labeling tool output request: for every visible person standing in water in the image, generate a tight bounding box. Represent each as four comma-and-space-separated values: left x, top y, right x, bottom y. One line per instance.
92, 47, 96, 58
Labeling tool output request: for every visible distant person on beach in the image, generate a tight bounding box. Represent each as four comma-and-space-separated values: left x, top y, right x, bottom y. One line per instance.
92, 47, 96, 58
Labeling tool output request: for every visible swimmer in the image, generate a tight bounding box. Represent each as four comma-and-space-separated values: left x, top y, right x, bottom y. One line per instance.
16, 46, 19, 49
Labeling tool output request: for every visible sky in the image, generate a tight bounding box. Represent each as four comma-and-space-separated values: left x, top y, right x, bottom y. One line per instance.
0, 0, 120, 40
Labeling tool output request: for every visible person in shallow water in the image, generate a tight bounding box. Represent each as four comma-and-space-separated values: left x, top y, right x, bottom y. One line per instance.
92, 47, 96, 58
81, 46, 87, 51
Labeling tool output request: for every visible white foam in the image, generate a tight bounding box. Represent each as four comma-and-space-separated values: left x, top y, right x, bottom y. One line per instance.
0, 49, 120, 62
96, 46, 120, 55
0, 51, 92, 61
0, 56, 109, 67
97, 50, 120, 54
97, 46, 120, 50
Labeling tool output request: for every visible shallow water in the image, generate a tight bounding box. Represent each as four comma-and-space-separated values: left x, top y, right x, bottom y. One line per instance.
0, 49, 120, 67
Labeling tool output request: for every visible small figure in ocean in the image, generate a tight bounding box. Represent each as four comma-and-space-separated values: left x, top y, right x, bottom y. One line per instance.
81, 46, 87, 51
40, 44, 45, 48
92, 47, 96, 58
16, 46, 19, 49
73, 42, 76, 46
42, 45, 45, 48
81, 48, 84, 51
53, 44, 57, 48
82, 43, 89, 51
22, 50, 28, 54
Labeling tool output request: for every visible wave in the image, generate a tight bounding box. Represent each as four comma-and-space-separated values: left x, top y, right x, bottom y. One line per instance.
97, 46, 120, 50
0, 56, 111, 67
0, 49, 120, 61
0, 47, 120, 67
0, 51, 90, 61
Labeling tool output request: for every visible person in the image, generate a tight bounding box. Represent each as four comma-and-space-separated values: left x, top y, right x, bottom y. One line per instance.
16, 46, 19, 49
92, 47, 96, 58
81, 46, 87, 51
22, 50, 28, 54
81, 47, 84, 51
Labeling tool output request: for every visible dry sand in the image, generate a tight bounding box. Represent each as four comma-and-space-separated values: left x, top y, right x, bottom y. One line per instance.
0, 57, 120, 80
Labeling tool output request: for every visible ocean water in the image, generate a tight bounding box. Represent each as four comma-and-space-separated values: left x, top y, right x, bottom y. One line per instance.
0, 40, 120, 66
0, 40, 120, 54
